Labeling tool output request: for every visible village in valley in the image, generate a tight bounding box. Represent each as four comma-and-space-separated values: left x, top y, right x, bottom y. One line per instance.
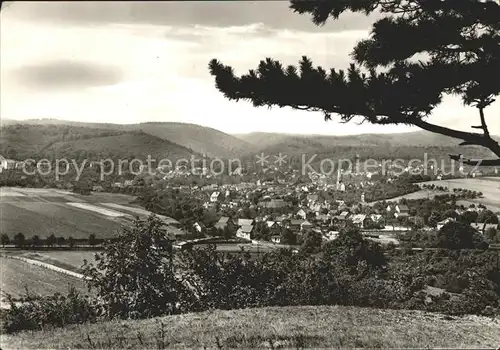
1, 151, 499, 251
2, 0, 500, 348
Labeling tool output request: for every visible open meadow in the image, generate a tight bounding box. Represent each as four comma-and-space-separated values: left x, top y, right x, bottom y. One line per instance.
367, 188, 445, 204
418, 177, 500, 211
370, 177, 500, 211
0, 256, 88, 303
0, 187, 178, 240
3, 251, 100, 273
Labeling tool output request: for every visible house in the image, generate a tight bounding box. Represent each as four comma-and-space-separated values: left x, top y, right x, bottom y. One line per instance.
351, 214, 367, 227
301, 220, 313, 232
337, 211, 350, 221
193, 222, 201, 233
337, 203, 348, 212
395, 204, 410, 218
214, 216, 237, 232
124, 180, 134, 187
288, 219, 304, 232
0, 156, 17, 171
437, 217, 455, 230
336, 181, 346, 192
238, 218, 255, 227
334, 211, 351, 227
210, 191, 222, 203
370, 214, 386, 227
0, 155, 7, 171
236, 219, 254, 239
296, 208, 307, 219
236, 225, 254, 240
193, 222, 206, 234
266, 221, 281, 235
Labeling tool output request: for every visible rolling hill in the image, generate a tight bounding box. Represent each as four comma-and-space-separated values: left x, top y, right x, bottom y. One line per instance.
0, 124, 198, 161
235, 130, 500, 149
2, 119, 498, 161
234, 130, 499, 161
42, 132, 198, 161
2, 119, 252, 158
135, 122, 252, 158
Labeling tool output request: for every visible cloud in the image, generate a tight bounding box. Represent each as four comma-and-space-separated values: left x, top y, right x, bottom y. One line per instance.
11, 60, 123, 90
3, 1, 379, 32
1, 2, 498, 137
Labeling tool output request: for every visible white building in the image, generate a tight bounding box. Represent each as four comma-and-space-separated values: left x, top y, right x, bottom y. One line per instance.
210, 191, 221, 202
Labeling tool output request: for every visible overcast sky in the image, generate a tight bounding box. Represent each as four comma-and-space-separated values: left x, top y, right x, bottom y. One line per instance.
1, 1, 498, 135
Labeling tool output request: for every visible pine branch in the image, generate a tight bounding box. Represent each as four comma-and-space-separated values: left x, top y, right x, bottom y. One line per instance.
411, 119, 500, 165
478, 106, 490, 136
455, 157, 500, 166
208, 0, 500, 167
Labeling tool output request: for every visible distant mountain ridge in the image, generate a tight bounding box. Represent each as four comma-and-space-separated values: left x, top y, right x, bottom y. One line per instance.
0, 124, 198, 161
2, 118, 498, 161
1, 119, 251, 158
234, 131, 499, 163
233, 131, 500, 148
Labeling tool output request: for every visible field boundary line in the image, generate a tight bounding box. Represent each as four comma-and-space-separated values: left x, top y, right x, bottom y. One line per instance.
7, 255, 91, 280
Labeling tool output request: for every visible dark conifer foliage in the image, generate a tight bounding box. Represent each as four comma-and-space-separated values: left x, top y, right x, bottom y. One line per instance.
209, 0, 500, 165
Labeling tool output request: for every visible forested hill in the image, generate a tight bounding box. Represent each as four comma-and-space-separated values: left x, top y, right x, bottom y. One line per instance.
235, 130, 499, 162
1, 119, 251, 159
2, 119, 498, 162
0, 124, 197, 161
236, 130, 500, 149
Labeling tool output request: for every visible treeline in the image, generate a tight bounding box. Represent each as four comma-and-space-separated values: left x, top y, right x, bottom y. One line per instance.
421, 184, 483, 198
1, 233, 104, 248
3, 216, 499, 334
0, 124, 125, 160
371, 194, 498, 225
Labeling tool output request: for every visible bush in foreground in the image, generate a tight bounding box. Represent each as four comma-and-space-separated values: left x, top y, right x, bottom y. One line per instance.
3, 286, 96, 333
3, 215, 499, 334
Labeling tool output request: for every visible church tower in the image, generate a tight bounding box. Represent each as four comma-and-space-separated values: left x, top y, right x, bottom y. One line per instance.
336, 168, 342, 190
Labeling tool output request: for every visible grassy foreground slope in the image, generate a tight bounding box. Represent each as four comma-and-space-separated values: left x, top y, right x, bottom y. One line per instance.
2, 305, 499, 349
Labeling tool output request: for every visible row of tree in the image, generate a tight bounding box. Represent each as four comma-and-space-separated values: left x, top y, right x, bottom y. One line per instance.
1, 233, 101, 248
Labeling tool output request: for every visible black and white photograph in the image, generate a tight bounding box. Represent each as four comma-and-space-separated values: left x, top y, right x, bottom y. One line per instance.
1, 0, 500, 348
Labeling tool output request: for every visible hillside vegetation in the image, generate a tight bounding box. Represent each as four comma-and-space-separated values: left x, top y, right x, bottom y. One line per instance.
0, 124, 124, 159
2, 305, 499, 349
3, 119, 498, 161
236, 131, 499, 161
236, 130, 500, 148
2, 119, 251, 159
44, 132, 196, 161
137, 122, 252, 158
0, 124, 197, 161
